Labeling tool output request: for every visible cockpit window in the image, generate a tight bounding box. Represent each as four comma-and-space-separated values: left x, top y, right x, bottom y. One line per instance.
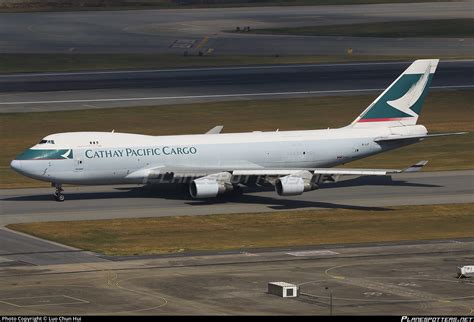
39, 139, 54, 144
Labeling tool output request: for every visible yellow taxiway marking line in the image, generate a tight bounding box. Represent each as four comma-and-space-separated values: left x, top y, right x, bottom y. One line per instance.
195, 36, 209, 49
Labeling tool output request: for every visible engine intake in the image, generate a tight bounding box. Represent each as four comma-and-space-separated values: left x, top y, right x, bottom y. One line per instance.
189, 172, 233, 198
275, 173, 315, 196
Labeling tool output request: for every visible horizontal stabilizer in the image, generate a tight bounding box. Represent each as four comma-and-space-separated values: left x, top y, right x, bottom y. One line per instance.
375, 131, 467, 142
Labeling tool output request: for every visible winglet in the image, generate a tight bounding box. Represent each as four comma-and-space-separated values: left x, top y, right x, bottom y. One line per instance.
403, 160, 428, 173
205, 125, 224, 134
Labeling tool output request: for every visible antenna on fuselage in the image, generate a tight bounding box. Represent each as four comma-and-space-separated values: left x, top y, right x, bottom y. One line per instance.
111, 129, 115, 133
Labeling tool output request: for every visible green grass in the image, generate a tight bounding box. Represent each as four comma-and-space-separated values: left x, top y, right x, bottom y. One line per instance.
0, 0, 455, 12
7, 203, 474, 256
249, 18, 474, 38
1, 90, 472, 188
3, 54, 473, 74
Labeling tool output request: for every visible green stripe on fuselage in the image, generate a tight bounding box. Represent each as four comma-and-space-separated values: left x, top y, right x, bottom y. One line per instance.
361, 74, 433, 120
15, 149, 73, 160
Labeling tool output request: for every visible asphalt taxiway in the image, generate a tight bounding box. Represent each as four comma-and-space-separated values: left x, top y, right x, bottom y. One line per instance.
1, 60, 473, 112
0, 238, 472, 315
1, 170, 473, 226
0, 2, 472, 55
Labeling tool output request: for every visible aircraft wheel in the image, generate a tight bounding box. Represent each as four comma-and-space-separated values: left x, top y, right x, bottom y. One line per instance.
54, 193, 65, 202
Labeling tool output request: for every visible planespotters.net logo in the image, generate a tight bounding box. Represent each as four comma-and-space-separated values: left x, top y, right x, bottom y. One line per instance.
402, 317, 474, 322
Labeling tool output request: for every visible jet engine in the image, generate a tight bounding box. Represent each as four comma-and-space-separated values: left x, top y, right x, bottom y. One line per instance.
189, 172, 233, 198
275, 171, 316, 196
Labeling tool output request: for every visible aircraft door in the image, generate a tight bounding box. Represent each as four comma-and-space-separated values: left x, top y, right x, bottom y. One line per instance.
74, 150, 84, 172
75, 158, 84, 171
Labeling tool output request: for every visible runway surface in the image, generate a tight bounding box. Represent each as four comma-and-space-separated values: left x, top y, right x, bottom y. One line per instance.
1, 170, 473, 226
1, 60, 473, 112
0, 227, 106, 267
0, 238, 472, 314
0, 2, 472, 55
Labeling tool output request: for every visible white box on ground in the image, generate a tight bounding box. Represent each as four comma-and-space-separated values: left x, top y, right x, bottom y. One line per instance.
457, 265, 474, 278
268, 282, 298, 298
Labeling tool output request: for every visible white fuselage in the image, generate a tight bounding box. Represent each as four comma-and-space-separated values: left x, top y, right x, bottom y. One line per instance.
11, 125, 426, 185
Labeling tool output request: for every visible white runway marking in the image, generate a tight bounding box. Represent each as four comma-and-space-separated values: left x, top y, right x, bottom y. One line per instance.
286, 250, 339, 257
0, 295, 89, 307
1, 85, 472, 105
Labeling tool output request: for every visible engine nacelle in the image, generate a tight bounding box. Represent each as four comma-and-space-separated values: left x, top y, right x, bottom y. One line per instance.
275, 174, 314, 196
189, 173, 233, 198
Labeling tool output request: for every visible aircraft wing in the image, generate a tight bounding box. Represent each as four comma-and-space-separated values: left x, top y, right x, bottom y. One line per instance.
231, 160, 427, 185
234, 168, 397, 176
233, 160, 428, 176
130, 161, 428, 183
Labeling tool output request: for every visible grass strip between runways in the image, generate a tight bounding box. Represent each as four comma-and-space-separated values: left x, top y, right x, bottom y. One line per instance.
7, 203, 474, 256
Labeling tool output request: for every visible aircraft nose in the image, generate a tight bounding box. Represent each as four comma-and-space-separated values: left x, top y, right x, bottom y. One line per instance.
10, 160, 22, 172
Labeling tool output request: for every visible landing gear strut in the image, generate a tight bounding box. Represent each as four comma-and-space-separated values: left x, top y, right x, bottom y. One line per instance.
53, 183, 65, 202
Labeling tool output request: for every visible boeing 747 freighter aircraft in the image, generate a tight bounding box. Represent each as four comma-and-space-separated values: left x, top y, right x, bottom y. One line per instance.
11, 59, 464, 201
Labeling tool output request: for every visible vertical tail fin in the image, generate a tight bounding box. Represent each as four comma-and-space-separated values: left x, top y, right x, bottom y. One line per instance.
351, 59, 439, 128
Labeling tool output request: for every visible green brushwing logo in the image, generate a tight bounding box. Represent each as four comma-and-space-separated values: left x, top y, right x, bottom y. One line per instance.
16, 149, 73, 160
361, 73, 433, 120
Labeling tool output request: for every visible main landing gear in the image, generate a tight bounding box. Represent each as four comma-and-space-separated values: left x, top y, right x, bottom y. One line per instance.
53, 183, 65, 202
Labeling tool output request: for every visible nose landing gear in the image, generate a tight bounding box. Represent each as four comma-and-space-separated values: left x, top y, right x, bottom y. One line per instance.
53, 183, 65, 202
